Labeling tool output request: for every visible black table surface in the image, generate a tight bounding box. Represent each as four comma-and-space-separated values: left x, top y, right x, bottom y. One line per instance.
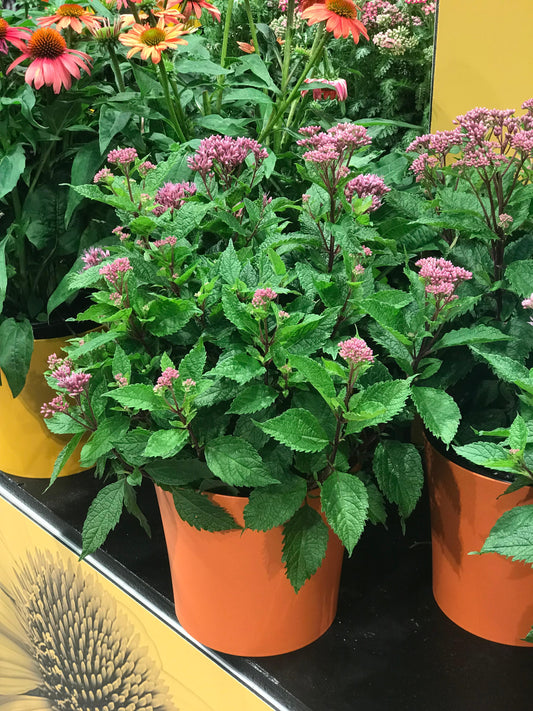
5, 469, 532, 711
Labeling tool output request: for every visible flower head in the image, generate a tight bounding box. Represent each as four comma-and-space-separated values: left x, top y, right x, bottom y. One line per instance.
0, 18, 32, 54
338, 337, 374, 365
99, 257, 133, 287
119, 17, 190, 64
154, 367, 180, 392
344, 173, 390, 211
416, 257, 472, 301
187, 135, 268, 189
7, 27, 92, 94
177, 0, 221, 22
81, 246, 111, 270
522, 294, 533, 310
37, 4, 102, 33
302, 77, 347, 101
237, 40, 255, 53
153, 181, 197, 215
252, 288, 278, 308
41, 394, 70, 418
93, 167, 114, 184
107, 147, 138, 166
301, 0, 369, 43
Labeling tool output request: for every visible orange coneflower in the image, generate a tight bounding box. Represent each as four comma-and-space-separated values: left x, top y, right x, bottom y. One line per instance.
0, 17, 32, 54
7, 27, 92, 93
301, 0, 368, 43
153, 0, 185, 26
37, 3, 102, 33
119, 17, 189, 64
174, 0, 221, 22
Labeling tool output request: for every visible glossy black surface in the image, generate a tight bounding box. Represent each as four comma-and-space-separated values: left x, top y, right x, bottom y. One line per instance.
6, 470, 533, 711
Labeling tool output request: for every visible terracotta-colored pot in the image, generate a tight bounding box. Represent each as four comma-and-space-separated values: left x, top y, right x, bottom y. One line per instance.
0, 333, 86, 479
425, 440, 533, 646
155, 486, 344, 656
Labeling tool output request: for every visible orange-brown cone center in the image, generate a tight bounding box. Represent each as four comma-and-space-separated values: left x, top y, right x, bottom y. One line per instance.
57, 3, 85, 17
28, 27, 66, 58
140, 27, 166, 45
0, 18, 8, 39
325, 0, 357, 18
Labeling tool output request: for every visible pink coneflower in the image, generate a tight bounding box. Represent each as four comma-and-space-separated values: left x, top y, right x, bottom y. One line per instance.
301, 0, 368, 43
177, 0, 221, 22
37, 4, 102, 33
0, 18, 32, 54
302, 77, 347, 101
7, 27, 92, 94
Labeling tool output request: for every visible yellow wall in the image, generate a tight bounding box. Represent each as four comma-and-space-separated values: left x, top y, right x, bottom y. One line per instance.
431, 0, 533, 131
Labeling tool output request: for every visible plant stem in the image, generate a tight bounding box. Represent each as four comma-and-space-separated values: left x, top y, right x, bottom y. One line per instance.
280, 0, 295, 93
258, 25, 327, 144
108, 43, 126, 93
243, 0, 260, 55
215, 0, 235, 112
158, 61, 187, 143
169, 76, 190, 139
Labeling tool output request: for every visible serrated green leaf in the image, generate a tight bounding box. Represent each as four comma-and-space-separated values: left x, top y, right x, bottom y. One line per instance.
81, 479, 125, 557
221, 288, 257, 335
290, 354, 337, 402
145, 458, 210, 486
227, 384, 278, 414
479, 505, 533, 564
470, 347, 530, 383
219, 240, 241, 284
80, 415, 130, 466
366, 482, 387, 525
212, 352, 264, 384
103, 384, 164, 411
45, 412, 87, 435
143, 428, 189, 458
367, 322, 412, 372
47, 433, 83, 490
509, 415, 528, 451
411, 386, 460, 445
282, 505, 330, 592
256, 408, 330, 453
435, 325, 511, 350
123, 481, 150, 536
172, 489, 240, 531
321, 472, 368, 554
346, 379, 411, 434
144, 297, 199, 336
244, 479, 308, 531
454, 441, 512, 469
0, 237, 8, 313
373, 441, 424, 520
505, 260, 533, 297
112, 344, 131, 382
180, 340, 206, 382
205, 436, 277, 486
66, 331, 119, 359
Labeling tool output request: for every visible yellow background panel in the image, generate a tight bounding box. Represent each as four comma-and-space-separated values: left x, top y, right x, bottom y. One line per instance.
0, 494, 274, 711
432, 0, 533, 131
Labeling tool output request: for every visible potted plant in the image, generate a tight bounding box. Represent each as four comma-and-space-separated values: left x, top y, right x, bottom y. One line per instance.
40, 128, 425, 655
388, 99, 533, 645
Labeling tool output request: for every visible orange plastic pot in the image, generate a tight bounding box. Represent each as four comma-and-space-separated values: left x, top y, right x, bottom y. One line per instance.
155, 486, 344, 656
425, 441, 533, 646
0, 333, 85, 479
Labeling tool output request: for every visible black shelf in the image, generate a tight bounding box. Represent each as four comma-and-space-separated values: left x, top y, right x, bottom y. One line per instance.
6, 469, 532, 711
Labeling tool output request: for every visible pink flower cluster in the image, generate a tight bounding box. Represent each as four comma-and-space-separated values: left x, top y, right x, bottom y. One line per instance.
107, 147, 138, 166
373, 26, 418, 55
153, 182, 197, 216
416, 257, 472, 300
94, 167, 114, 184
41, 395, 70, 419
361, 0, 403, 30
301, 78, 348, 102
523, 295, 533, 326
338, 337, 374, 366
153, 235, 178, 248
81, 246, 110, 271
297, 122, 372, 193
187, 135, 268, 190
112, 225, 130, 241
154, 367, 180, 393
252, 288, 278, 308
47, 356, 92, 398
99, 257, 132, 286
138, 160, 156, 176
114, 373, 128, 387
344, 173, 390, 211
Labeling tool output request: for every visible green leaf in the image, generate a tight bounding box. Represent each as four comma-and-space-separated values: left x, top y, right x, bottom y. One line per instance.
218, 240, 241, 284
103, 384, 164, 411
282, 505, 330, 593
453, 442, 515, 471
505, 260, 533, 297
290, 354, 337, 402
143, 428, 189, 458
367, 322, 412, 372
179, 340, 206, 383
65, 140, 103, 226
205, 436, 277, 486
221, 288, 257, 335
112, 344, 131, 382
47, 433, 83, 490
373, 441, 424, 520
81, 479, 126, 558
435, 325, 511, 350
0, 144, 25, 200
244, 479, 308, 531
256, 409, 330, 453
145, 297, 199, 336
509, 415, 528, 451
172, 489, 240, 531
366, 482, 387, 525
45, 412, 87, 435
0, 236, 8, 313
321, 472, 368, 554
66, 331, 118, 359
346, 379, 411, 434
0, 318, 33, 398
80, 415, 130, 466
470, 347, 530, 383
411, 386, 460, 445
212, 352, 264, 384
227, 384, 278, 414
479, 505, 533, 564
145, 458, 211, 486
98, 105, 131, 153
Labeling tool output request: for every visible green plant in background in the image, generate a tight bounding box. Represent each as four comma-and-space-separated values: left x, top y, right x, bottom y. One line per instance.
41, 137, 424, 592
